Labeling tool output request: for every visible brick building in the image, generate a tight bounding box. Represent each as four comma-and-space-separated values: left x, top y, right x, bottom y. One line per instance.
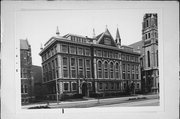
20, 39, 34, 104
39, 27, 141, 100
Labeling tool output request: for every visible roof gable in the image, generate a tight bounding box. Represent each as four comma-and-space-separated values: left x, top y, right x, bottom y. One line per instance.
96, 29, 117, 47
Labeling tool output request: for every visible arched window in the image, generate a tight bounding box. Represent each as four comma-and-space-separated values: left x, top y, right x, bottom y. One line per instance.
115, 63, 119, 78
97, 61, 102, 78
147, 51, 150, 67
110, 62, 114, 78
104, 61, 108, 78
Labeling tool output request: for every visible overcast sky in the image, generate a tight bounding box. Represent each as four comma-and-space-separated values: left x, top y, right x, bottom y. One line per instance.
16, 8, 156, 66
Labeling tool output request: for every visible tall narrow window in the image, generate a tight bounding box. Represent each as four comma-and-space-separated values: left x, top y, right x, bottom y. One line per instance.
78, 59, 84, 78
85, 49, 91, 56
64, 82, 69, 91
147, 51, 150, 67
63, 57, 68, 78
55, 58, 59, 78
70, 58, 76, 78
115, 63, 119, 78
110, 62, 114, 78
48, 62, 52, 81
86, 59, 91, 78
77, 47, 83, 55
104, 61, 108, 78
97, 61, 102, 78
122, 64, 126, 79
157, 50, 158, 67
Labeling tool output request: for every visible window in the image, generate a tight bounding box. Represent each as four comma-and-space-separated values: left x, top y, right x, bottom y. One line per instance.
64, 83, 69, 91
51, 48, 54, 56
127, 73, 130, 79
148, 33, 151, 38
78, 47, 83, 55
105, 82, 108, 90
145, 34, 147, 40
115, 53, 118, 59
52, 60, 55, 79
21, 85, 28, 94
111, 82, 114, 90
86, 59, 91, 78
71, 82, 77, 91
85, 49, 90, 56
104, 61, 108, 78
88, 82, 92, 91
62, 45, 68, 53
78, 59, 84, 78
70, 58, 76, 78
146, 20, 149, 27
48, 62, 52, 80
54, 45, 57, 54
147, 51, 150, 67
63, 57, 68, 78
110, 62, 114, 78
137, 83, 140, 89
97, 50, 102, 57
109, 52, 114, 58
47, 51, 50, 58
115, 63, 119, 78
103, 51, 108, 58
97, 61, 102, 78
99, 82, 103, 90
122, 64, 126, 79
55, 58, 59, 78
157, 50, 158, 66
119, 53, 121, 60
116, 83, 120, 90
122, 54, 125, 60
70, 46, 76, 54
136, 74, 139, 79
127, 55, 129, 61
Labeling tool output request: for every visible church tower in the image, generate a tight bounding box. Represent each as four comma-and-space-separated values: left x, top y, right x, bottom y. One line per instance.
142, 13, 159, 93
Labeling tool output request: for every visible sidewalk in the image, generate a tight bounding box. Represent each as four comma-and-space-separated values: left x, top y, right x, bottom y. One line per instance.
22, 94, 159, 109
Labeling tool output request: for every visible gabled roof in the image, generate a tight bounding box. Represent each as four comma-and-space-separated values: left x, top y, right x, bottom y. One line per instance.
20, 39, 30, 50
128, 40, 143, 54
96, 28, 117, 47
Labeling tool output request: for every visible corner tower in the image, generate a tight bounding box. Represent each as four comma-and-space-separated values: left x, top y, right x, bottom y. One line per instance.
142, 13, 159, 93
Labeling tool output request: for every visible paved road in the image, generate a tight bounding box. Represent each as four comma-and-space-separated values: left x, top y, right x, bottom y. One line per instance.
94, 99, 159, 107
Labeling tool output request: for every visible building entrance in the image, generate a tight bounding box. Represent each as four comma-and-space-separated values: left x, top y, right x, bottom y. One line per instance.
82, 83, 88, 96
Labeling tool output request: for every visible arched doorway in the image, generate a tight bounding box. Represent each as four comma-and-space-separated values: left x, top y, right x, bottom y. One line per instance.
82, 83, 88, 96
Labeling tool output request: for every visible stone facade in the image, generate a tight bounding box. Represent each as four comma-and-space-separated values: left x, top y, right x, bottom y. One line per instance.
39, 28, 141, 100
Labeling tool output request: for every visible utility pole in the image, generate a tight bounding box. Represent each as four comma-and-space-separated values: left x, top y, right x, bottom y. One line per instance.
56, 79, 59, 105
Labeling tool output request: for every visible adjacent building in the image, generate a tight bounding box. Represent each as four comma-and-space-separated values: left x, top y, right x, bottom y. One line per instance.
20, 39, 34, 104
39, 27, 141, 100
129, 13, 159, 93
32, 65, 43, 101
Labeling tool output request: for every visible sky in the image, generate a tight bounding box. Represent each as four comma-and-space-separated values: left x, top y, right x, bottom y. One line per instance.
16, 8, 153, 66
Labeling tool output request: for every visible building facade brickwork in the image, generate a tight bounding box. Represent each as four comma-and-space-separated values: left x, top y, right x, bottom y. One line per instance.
39, 27, 141, 100
20, 39, 34, 104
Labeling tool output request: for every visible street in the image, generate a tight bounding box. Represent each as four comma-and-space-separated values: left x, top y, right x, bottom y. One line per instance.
22, 94, 159, 109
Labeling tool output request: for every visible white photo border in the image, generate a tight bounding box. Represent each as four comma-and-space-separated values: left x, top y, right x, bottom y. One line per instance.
1, 1, 179, 119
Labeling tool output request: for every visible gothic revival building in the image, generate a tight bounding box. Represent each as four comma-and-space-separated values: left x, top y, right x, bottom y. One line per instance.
39, 27, 141, 100
20, 39, 34, 104
129, 13, 159, 93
